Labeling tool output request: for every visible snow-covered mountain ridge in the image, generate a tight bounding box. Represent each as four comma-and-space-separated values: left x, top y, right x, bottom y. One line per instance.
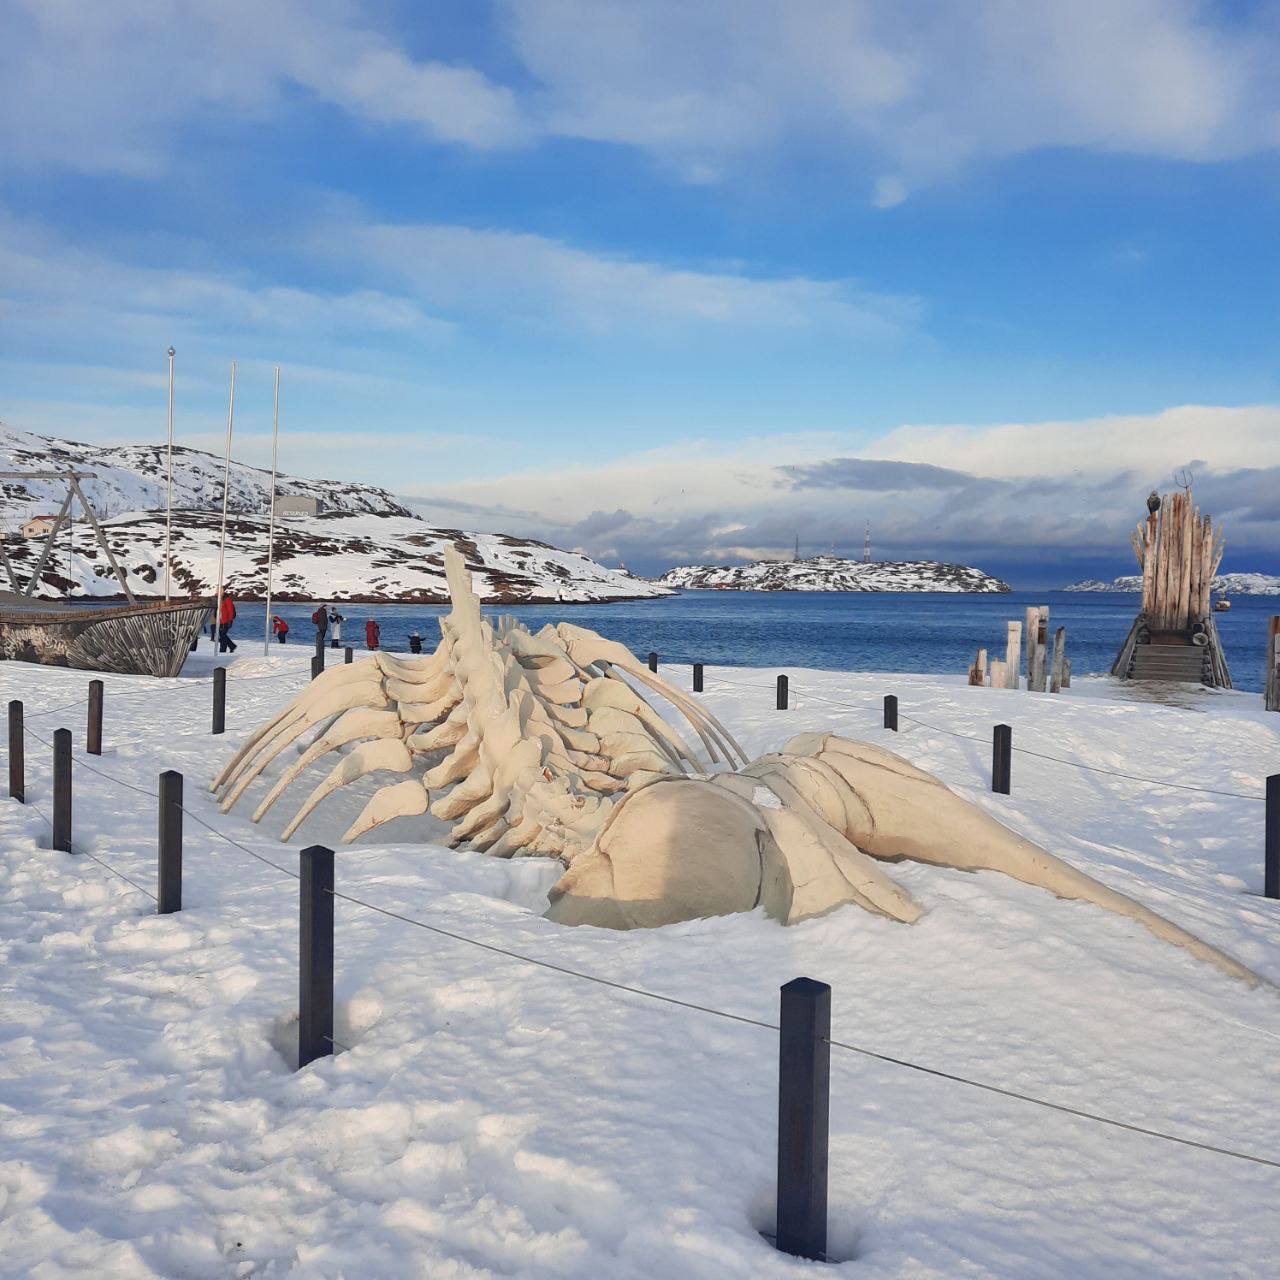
3, 509, 670, 603
658, 555, 1010, 593
0, 425, 668, 603
1064, 573, 1280, 595
0, 422, 409, 520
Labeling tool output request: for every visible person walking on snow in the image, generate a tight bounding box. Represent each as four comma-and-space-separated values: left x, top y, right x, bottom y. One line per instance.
217, 592, 238, 653
409, 631, 423, 654
330, 606, 343, 648
365, 618, 381, 651
311, 604, 328, 645
271, 614, 289, 644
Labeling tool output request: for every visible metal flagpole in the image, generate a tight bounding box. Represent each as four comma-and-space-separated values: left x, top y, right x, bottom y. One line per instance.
263, 365, 280, 656
212, 361, 236, 658
163, 346, 176, 601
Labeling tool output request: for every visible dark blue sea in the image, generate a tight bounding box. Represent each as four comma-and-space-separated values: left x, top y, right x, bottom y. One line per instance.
226, 591, 1280, 694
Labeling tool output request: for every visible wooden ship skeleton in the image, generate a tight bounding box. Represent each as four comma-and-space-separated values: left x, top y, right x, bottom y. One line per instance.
1111, 486, 1230, 688
0, 469, 209, 678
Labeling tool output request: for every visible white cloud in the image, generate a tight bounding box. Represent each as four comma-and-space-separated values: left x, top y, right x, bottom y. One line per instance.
504, 0, 1280, 191
868, 405, 1280, 479
4, 2, 1275, 197
0, 212, 447, 348
0, 0, 525, 177
409, 404, 1280, 573
338, 220, 920, 335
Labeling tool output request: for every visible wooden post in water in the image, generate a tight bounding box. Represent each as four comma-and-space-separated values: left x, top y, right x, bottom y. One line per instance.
1005, 621, 1022, 689
1265, 618, 1280, 713
1024, 607, 1039, 690
1049, 627, 1067, 694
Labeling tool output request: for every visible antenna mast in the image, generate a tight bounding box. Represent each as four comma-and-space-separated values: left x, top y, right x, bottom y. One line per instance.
863, 520, 871, 564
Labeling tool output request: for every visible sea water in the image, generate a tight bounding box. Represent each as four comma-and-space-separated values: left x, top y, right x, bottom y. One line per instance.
225, 591, 1280, 694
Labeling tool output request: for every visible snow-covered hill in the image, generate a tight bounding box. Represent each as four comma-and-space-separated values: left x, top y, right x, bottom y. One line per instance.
2, 509, 669, 604
1, 425, 669, 603
0, 422, 409, 521
658, 555, 1010, 593
1064, 573, 1280, 595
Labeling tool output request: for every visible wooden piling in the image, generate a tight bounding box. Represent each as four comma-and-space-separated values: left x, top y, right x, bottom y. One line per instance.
775, 978, 830, 1262
7, 700, 23, 803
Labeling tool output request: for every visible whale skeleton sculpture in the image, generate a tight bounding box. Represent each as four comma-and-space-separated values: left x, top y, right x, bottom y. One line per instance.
213, 549, 1264, 987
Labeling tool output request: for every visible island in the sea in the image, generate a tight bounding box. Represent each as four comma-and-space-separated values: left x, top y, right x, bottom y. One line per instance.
1063, 573, 1280, 595
657, 555, 1010, 593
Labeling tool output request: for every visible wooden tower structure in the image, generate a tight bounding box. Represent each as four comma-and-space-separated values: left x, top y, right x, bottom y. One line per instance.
1111, 486, 1230, 687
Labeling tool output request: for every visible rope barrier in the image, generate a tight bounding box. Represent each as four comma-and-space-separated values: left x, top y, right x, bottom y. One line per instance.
20, 796, 158, 902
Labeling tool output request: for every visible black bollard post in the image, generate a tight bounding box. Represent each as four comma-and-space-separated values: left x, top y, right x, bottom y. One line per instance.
7, 700, 23, 803
87, 680, 103, 756
648, 650, 658, 673
777, 674, 789, 710
883, 694, 898, 731
52, 728, 72, 853
775, 977, 830, 1262
311, 655, 324, 681
298, 844, 335, 1069
344, 647, 353, 665
158, 770, 183, 914
992, 723, 1012, 794
212, 667, 226, 735
315, 631, 325, 661
693, 662, 704, 693
1265, 774, 1279, 900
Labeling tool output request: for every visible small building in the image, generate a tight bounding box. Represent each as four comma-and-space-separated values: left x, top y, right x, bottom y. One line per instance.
21, 515, 59, 538
272, 494, 321, 518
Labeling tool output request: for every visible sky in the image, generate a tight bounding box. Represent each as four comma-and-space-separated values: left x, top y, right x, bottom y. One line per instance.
1, 0, 1278, 585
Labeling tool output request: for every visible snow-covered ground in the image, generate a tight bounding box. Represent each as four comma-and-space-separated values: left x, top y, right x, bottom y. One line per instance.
0, 422, 410, 522
659, 556, 1010, 592
3, 510, 669, 604
2, 650, 1279, 1278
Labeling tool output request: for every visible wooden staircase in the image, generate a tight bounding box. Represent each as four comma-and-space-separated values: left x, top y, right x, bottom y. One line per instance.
1130, 640, 1206, 685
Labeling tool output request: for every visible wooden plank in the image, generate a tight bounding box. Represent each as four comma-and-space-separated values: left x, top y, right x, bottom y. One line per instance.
1140, 511, 1157, 615
1004, 621, 1022, 690
1266, 617, 1280, 712
1024, 607, 1039, 689
1049, 626, 1066, 694
1177, 492, 1194, 629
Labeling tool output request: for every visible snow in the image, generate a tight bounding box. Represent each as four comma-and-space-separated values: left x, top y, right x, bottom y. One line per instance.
0, 422, 410, 522
4, 509, 670, 604
1065, 573, 1280, 595
659, 555, 1010, 593
1, 426, 668, 604
2, 648, 1280, 1277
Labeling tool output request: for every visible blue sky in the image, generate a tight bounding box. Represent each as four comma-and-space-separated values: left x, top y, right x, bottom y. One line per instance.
2, 0, 1278, 583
